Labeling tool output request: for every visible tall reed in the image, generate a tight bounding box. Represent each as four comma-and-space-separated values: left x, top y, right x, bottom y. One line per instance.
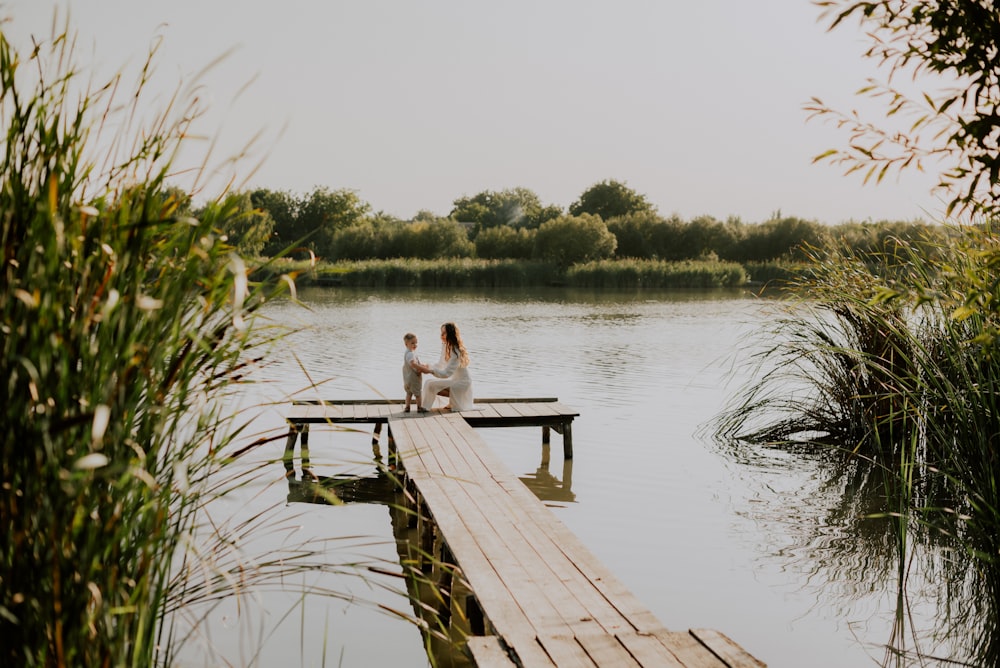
0, 21, 418, 666
713, 229, 1000, 665
566, 258, 747, 288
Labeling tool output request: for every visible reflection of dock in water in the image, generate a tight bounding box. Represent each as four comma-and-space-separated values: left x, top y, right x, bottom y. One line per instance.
285, 472, 397, 506
282, 398, 763, 667
518, 443, 575, 505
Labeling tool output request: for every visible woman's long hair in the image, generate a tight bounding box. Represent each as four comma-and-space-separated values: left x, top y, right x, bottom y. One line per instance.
443, 322, 470, 367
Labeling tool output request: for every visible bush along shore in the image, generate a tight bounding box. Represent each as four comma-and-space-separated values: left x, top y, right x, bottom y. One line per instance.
249, 257, 800, 290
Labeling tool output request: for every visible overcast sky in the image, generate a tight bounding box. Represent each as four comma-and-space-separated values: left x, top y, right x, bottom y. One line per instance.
6, 1, 948, 224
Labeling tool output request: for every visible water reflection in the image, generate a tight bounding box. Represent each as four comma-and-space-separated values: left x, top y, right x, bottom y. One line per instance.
245, 286, 957, 667
286, 470, 398, 506
517, 443, 575, 505
724, 443, 981, 664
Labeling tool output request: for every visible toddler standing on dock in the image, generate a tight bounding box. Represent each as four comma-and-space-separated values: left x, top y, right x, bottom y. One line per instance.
402, 332, 429, 412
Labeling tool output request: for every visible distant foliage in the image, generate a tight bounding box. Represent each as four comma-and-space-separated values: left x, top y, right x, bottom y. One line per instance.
330, 217, 473, 260
474, 225, 536, 259
534, 213, 618, 266
398, 218, 475, 259
569, 179, 656, 219
450, 187, 562, 233
255, 185, 369, 257
567, 259, 747, 288
210, 191, 275, 256
320, 258, 559, 287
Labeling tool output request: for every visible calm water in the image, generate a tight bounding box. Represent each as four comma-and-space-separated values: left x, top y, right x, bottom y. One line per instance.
173, 286, 948, 667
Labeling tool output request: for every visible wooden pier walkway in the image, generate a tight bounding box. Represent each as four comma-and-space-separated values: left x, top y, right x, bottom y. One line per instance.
283, 398, 579, 478
282, 399, 763, 667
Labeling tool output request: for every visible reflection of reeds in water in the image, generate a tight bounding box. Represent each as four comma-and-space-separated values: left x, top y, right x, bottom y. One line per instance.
713, 234, 1000, 666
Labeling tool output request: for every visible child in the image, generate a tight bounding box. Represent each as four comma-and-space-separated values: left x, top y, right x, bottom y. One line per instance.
402, 332, 425, 412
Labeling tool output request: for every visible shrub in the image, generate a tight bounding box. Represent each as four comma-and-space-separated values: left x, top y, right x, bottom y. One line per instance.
534, 213, 617, 267
474, 225, 536, 259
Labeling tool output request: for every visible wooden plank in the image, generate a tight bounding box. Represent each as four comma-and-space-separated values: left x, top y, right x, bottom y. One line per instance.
535, 635, 598, 667
389, 420, 549, 641
616, 633, 686, 667
547, 401, 580, 417
472, 404, 503, 420
399, 417, 619, 658
509, 402, 546, 418
287, 400, 577, 428
444, 434, 639, 638
468, 434, 667, 634
576, 632, 641, 667
689, 629, 766, 668
475, 397, 558, 404
413, 419, 580, 637
465, 636, 518, 666
386, 411, 760, 668
654, 631, 741, 668
307, 404, 333, 420
415, 416, 647, 651
293, 397, 558, 405
491, 402, 523, 419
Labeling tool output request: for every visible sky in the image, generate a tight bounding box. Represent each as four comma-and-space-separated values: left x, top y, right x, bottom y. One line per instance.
5, 0, 949, 224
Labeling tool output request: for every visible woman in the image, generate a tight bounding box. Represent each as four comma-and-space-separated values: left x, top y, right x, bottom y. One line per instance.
419, 322, 473, 412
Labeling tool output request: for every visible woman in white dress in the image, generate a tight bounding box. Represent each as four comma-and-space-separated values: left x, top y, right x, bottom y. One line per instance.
419, 322, 473, 412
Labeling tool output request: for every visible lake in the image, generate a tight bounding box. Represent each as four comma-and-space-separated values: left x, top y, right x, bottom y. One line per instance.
172, 286, 950, 667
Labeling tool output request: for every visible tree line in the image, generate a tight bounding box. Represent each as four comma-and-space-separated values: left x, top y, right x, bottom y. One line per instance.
190, 179, 944, 267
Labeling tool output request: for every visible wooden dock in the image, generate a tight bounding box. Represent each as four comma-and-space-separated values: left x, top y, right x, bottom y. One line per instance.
282, 400, 764, 667
283, 398, 579, 478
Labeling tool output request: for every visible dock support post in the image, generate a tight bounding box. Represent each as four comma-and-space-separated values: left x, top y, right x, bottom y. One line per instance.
563, 421, 573, 459
371, 423, 382, 461
282, 423, 298, 476
542, 425, 550, 446
283, 422, 317, 479
438, 545, 454, 626
299, 424, 315, 479
419, 504, 435, 573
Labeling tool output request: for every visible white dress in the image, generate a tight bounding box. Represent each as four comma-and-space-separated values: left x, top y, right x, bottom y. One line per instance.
420, 344, 474, 411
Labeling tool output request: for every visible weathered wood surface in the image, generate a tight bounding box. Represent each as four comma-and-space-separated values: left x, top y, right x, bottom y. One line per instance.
284, 397, 579, 460
387, 412, 764, 668
286, 397, 579, 426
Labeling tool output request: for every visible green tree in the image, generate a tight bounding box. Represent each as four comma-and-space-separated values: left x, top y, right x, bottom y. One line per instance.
607, 211, 668, 259
301, 186, 371, 257
474, 225, 536, 259
534, 214, 617, 266
569, 179, 656, 220
399, 218, 475, 259
732, 216, 827, 262
330, 221, 381, 260
252, 188, 299, 254
674, 215, 738, 260
451, 187, 562, 233
210, 191, 275, 256
811, 0, 1000, 219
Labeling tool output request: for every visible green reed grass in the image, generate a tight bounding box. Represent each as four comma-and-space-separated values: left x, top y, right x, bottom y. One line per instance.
253, 257, 755, 290
713, 229, 1000, 665
0, 24, 269, 665
566, 258, 747, 288
287, 257, 560, 288
0, 22, 428, 667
